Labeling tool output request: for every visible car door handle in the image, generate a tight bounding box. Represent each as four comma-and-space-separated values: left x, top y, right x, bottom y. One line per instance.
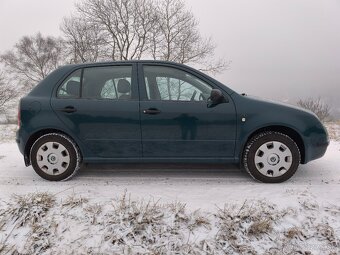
58, 106, 77, 113
143, 108, 161, 115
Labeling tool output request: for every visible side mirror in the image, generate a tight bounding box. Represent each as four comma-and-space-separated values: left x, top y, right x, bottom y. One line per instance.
207, 89, 227, 108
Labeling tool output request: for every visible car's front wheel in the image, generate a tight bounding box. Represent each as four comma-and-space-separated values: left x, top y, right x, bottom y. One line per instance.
30, 133, 81, 181
243, 131, 300, 183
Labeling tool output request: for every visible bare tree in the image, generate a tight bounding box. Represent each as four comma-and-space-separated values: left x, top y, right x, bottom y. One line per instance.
0, 72, 18, 113
151, 0, 227, 73
61, 16, 108, 63
0, 33, 65, 89
74, 0, 156, 61
297, 97, 331, 122
63, 0, 227, 73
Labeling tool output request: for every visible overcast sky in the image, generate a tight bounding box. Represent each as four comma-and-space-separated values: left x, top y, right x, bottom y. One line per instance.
0, 0, 339, 107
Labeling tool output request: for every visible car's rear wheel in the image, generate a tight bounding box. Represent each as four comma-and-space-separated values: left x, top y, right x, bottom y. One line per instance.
243, 131, 300, 183
30, 133, 81, 181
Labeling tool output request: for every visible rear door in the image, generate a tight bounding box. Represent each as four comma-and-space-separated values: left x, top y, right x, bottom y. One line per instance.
51, 64, 142, 159
139, 64, 237, 159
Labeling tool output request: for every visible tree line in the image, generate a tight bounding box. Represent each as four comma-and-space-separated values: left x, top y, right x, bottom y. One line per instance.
0, 0, 226, 94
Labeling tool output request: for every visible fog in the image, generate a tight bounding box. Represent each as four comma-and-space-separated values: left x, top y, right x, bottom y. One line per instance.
0, 0, 339, 114
185, 0, 340, 108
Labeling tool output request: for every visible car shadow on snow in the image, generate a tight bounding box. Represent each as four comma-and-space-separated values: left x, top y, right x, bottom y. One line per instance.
72, 163, 250, 180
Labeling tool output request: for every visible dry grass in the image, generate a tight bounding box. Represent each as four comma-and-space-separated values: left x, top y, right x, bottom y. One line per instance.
189, 210, 211, 230
99, 193, 214, 254
84, 203, 103, 224
62, 193, 88, 208
285, 227, 305, 239
25, 221, 55, 254
0, 242, 10, 254
5, 192, 55, 226
325, 120, 340, 141
213, 200, 280, 254
0, 192, 339, 254
316, 223, 339, 247
248, 219, 272, 236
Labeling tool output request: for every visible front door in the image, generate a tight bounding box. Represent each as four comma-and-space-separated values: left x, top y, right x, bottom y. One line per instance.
139, 64, 237, 159
51, 64, 142, 159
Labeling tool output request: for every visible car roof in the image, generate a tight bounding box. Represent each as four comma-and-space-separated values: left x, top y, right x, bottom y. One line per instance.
62, 60, 190, 68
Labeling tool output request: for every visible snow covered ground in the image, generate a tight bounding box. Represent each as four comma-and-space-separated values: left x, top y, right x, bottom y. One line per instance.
0, 123, 339, 254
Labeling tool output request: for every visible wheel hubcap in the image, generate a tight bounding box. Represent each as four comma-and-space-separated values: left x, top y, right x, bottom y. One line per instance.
36, 142, 70, 175
267, 154, 279, 165
254, 141, 292, 177
48, 153, 58, 164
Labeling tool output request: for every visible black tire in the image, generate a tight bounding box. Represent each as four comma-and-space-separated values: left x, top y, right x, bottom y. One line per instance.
243, 131, 300, 183
30, 133, 81, 181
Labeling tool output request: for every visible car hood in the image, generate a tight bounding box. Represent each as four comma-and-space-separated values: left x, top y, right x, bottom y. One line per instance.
243, 94, 317, 117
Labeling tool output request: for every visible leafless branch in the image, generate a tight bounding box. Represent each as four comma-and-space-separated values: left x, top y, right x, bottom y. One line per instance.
0, 33, 66, 89
61, 15, 109, 63
62, 0, 228, 73
0, 72, 18, 113
150, 0, 228, 73
297, 97, 331, 122
74, 0, 156, 61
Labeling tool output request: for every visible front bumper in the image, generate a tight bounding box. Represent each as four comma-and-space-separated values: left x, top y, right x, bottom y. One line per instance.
303, 136, 329, 164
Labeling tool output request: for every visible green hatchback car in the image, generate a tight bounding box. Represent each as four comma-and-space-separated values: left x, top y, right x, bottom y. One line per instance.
16, 61, 329, 183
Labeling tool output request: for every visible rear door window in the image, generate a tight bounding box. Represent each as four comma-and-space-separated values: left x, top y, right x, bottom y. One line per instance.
57, 69, 82, 98
82, 66, 132, 100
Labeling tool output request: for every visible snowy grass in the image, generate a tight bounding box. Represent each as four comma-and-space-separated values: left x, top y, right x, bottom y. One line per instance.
0, 124, 16, 143
326, 120, 340, 141
0, 192, 339, 254
4, 192, 55, 226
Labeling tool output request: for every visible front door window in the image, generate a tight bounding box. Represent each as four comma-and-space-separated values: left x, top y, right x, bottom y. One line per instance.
143, 66, 212, 102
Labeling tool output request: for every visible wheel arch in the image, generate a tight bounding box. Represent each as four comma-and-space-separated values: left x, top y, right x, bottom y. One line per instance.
241, 125, 305, 164
24, 128, 83, 166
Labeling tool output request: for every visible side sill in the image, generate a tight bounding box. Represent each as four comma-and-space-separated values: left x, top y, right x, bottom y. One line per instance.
83, 157, 239, 164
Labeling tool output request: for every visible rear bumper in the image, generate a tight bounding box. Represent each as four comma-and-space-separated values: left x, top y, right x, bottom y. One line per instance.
16, 129, 24, 154
16, 129, 30, 166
